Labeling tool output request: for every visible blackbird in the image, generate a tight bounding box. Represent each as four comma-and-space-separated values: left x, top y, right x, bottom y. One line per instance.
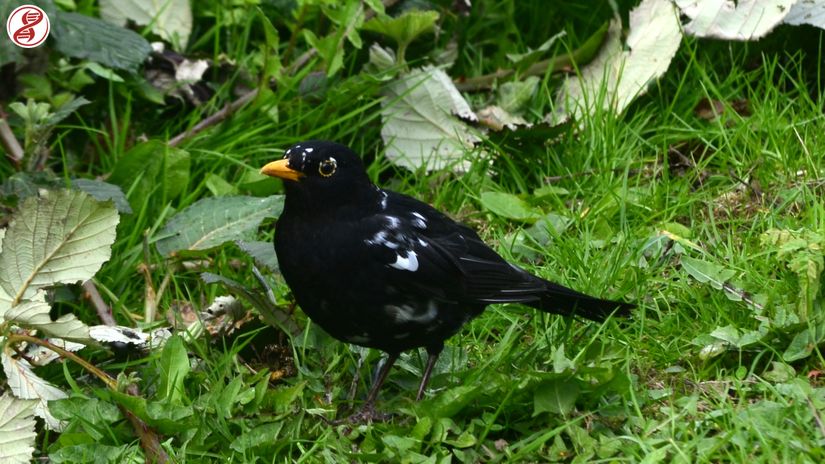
261, 140, 632, 420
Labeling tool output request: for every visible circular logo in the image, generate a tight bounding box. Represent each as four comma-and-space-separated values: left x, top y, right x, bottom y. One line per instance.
6, 4, 50, 49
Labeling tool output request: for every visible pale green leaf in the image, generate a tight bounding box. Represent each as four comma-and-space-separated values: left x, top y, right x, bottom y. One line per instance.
0, 229, 5, 254
550, 0, 682, 123
381, 66, 480, 172
677, 0, 793, 40
0, 190, 119, 313
0, 393, 37, 464
3, 300, 91, 342
680, 256, 736, 290
100, 0, 193, 50
155, 195, 284, 256
1, 352, 66, 430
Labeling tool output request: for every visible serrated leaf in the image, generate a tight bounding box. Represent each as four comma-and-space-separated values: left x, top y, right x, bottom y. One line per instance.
0, 190, 119, 314
52, 11, 152, 72
2, 352, 67, 430
236, 240, 279, 272
534, 377, 580, 415
680, 256, 736, 290
100, 0, 193, 50
49, 444, 136, 464
108, 140, 191, 208
362, 10, 438, 48
155, 195, 283, 256
381, 66, 480, 172
480, 191, 541, 222
4, 300, 90, 342
71, 178, 133, 214
0, 393, 37, 464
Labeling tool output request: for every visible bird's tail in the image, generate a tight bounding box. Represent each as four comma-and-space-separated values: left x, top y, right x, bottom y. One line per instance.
538, 281, 633, 322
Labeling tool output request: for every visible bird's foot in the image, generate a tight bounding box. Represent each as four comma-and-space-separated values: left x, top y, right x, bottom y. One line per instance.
330, 404, 391, 425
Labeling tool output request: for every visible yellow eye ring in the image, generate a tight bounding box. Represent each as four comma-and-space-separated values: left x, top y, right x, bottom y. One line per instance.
319, 158, 337, 177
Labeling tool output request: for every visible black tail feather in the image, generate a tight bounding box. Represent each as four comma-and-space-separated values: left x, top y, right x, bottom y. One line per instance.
537, 282, 633, 322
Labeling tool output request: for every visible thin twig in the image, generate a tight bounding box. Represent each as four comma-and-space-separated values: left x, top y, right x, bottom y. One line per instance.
0, 104, 24, 165
168, 89, 259, 147
82, 280, 116, 326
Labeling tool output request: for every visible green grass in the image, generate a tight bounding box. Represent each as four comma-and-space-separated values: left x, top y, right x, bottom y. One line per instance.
4, 1, 825, 462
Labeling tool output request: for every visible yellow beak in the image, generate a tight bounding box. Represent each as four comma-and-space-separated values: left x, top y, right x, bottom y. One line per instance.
260, 159, 304, 181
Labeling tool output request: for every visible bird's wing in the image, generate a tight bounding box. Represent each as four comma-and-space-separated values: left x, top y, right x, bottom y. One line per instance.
361, 192, 547, 305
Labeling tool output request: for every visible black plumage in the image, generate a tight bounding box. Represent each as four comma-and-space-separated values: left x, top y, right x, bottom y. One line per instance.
261, 140, 632, 420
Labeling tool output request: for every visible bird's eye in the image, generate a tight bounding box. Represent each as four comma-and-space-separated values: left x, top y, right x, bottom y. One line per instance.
318, 158, 337, 177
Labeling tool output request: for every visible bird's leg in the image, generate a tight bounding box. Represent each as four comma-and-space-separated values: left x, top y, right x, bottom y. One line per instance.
339, 352, 399, 424
416, 345, 443, 401
363, 352, 398, 407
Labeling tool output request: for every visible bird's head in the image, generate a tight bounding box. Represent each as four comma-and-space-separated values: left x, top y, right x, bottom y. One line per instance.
260, 140, 375, 209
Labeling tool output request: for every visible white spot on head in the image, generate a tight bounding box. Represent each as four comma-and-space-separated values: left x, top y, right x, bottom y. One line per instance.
380, 191, 388, 210
286, 147, 292, 156
305, 147, 314, 153
390, 251, 418, 272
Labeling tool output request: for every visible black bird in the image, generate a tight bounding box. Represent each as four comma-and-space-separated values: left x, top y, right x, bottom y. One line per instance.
261, 141, 632, 420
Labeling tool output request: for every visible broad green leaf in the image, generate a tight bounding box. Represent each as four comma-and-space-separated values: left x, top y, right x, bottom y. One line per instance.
381, 66, 480, 172
158, 336, 190, 405
49, 396, 122, 425
783, 324, 825, 362
100, 0, 193, 50
52, 12, 152, 72
479, 191, 541, 222
236, 240, 279, 272
680, 256, 736, 290
4, 300, 90, 342
155, 195, 283, 256
0, 190, 119, 313
108, 140, 191, 208
49, 444, 138, 464
230, 422, 284, 453
0, 393, 37, 464
533, 377, 579, 415
362, 10, 438, 49
71, 178, 132, 214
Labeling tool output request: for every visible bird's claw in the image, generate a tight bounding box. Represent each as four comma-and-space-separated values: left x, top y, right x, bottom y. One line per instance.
330, 404, 392, 426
